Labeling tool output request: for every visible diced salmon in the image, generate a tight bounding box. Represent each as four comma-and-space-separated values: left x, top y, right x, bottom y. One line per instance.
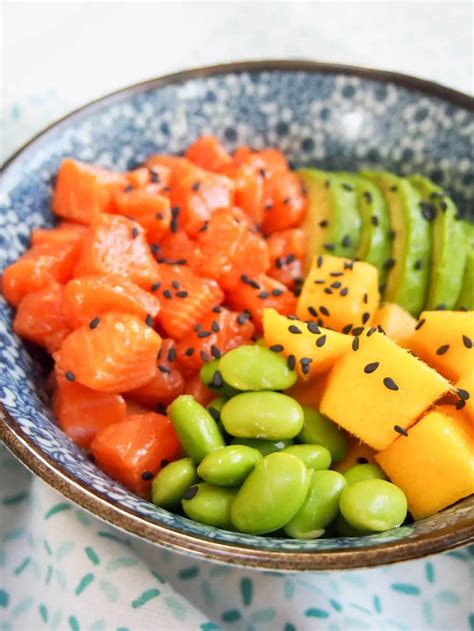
184, 373, 215, 407
73, 214, 160, 289
91, 412, 181, 496
155, 231, 204, 270
156, 264, 224, 340
219, 163, 264, 225
54, 368, 127, 448
266, 228, 306, 288
13, 282, 71, 353
62, 274, 160, 328
54, 312, 162, 393
2, 239, 81, 307
125, 165, 171, 191
197, 207, 269, 290
185, 135, 232, 172
52, 158, 127, 224
113, 187, 171, 243
262, 171, 307, 233
31, 222, 87, 247
176, 308, 255, 372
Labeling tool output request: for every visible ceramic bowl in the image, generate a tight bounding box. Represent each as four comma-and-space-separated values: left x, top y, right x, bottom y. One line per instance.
1, 61, 473, 571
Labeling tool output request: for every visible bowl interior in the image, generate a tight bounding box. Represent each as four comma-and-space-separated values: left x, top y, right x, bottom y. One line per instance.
1, 63, 473, 569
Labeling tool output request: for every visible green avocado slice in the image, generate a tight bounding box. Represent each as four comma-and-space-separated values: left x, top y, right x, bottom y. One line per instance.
361, 171, 430, 316
298, 169, 361, 270
456, 222, 474, 311
338, 173, 391, 286
408, 174, 466, 310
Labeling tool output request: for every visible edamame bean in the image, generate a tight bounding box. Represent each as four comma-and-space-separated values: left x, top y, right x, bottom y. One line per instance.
284, 470, 347, 538
231, 438, 294, 456
197, 445, 262, 486
221, 392, 304, 440
282, 444, 332, 470
168, 395, 225, 464
218, 345, 297, 391
298, 406, 348, 462
199, 360, 238, 398
231, 452, 310, 534
182, 483, 237, 529
344, 463, 387, 486
340, 479, 408, 532
151, 458, 197, 508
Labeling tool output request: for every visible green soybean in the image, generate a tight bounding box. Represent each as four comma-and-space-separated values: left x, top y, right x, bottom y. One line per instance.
298, 406, 348, 462
182, 483, 237, 529
218, 345, 297, 391
231, 437, 294, 456
168, 395, 225, 464
340, 479, 408, 532
151, 458, 197, 508
344, 463, 387, 486
231, 452, 310, 534
197, 445, 262, 487
221, 392, 304, 440
199, 360, 238, 398
284, 470, 347, 538
282, 444, 332, 470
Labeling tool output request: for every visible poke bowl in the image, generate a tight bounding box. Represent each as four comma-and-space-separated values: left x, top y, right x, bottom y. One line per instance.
1, 60, 473, 571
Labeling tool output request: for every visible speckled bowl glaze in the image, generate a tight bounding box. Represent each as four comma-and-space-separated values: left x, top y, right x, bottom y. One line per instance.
1, 61, 473, 571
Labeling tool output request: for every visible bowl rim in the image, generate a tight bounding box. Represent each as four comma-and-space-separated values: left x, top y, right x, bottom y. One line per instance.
1, 59, 473, 571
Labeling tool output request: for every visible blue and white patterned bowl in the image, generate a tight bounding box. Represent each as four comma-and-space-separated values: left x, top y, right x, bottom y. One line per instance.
1, 61, 473, 571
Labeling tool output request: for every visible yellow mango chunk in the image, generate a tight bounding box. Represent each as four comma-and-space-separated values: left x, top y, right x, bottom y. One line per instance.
455, 370, 474, 425
285, 373, 329, 409
334, 436, 376, 473
376, 410, 474, 519
373, 302, 417, 348
296, 255, 380, 333
320, 331, 450, 450
263, 308, 351, 380
409, 310, 474, 381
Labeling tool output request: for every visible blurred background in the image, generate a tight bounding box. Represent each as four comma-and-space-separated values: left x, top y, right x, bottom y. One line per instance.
2, 1, 473, 162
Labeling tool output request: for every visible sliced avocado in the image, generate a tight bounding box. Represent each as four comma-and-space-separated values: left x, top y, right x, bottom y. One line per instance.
338, 173, 391, 285
408, 175, 466, 310
456, 222, 474, 310
361, 171, 430, 316
298, 169, 361, 270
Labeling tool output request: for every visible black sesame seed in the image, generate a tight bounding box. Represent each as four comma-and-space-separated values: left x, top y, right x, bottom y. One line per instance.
301, 364, 310, 375
435, 304, 446, 311
167, 347, 176, 362
89, 316, 100, 329
183, 486, 199, 500
149, 169, 160, 183
300, 356, 312, 365
439, 201, 448, 212
269, 344, 284, 352
377, 324, 386, 334
362, 312, 370, 325
414, 318, 426, 330
316, 335, 327, 347
314, 279, 325, 285
344, 261, 354, 271
194, 323, 202, 332
249, 280, 260, 289
389, 185, 398, 192
462, 335, 473, 349
352, 327, 365, 336
141, 470, 154, 481
419, 201, 436, 222
240, 274, 250, 284
352, 337, 359, 351
342, 323, 353, 334
175, 259, 187, 265
394, 425, 408, 436
458, 306, 469, 312
331, 281, 342, 289
341, 235, 351, 248
383, 377, 399, 391
342, 183, 354, 191
366, 327, 377, 337
124, 184, 134, 193
171, 280, 180, 289
282, 197, 291, 205
176, 290, 188, 298
316, 255, 323, 268
192, 181, 201, 191
258, 291, 270, 299
319, 220, 329, 228
330, 272, 344, 277
211, 345, 221, 359
456, 399, 466, 410
357, 457, 369, 464
200, 351, 210, 363
414, 259, 423, 271
363, 191, 373, 204
212, 306, 222, 313
150, 281, 161, 292
308, 306, 318, 317
274, 257, 283, 269
131, 227, 139, 239
197, 330, 211, 338
65, 370, 75, 382
198, 221, 209, 233
156, 403, 167, 415
323, 243, 335, 252
383, 258, 396, 270
170, 206, 180, 233
288, 325, 302, 334
158, 364, 171, 374
317, 318, 324, 327
436, 344, 449, 355
307, 322, 320, 334
340, 287, 349, 297
364, 362, 379, 374
371, 215, 379, 227
237, 313, 247, 325
457, 388, 470, 401
324, 288, 334, 295
150, 244, 160, 255
388, 229, 396, 240
184, 347, 194, 356
320, 306, 330, 317
287, 355, 296, 370
211, 320, 220, 333
363, 293, 368, 304
271, 289, 283, 296
145, 314, 154, 327
163, 290, 173, 299
286, 254, 296, 264
264, 202, 273, 211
